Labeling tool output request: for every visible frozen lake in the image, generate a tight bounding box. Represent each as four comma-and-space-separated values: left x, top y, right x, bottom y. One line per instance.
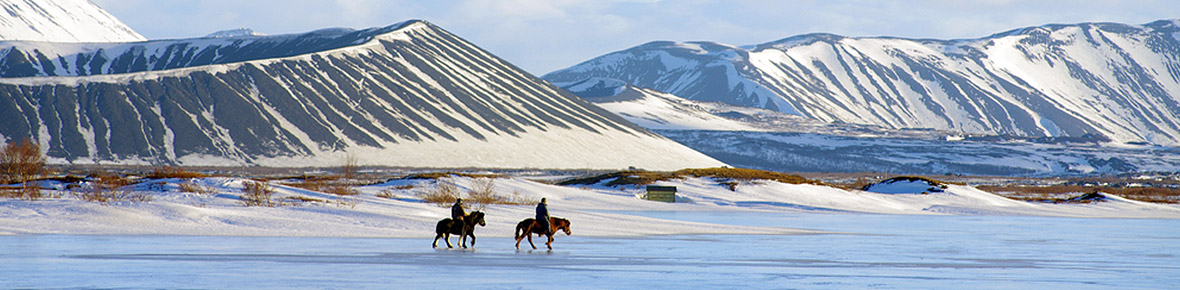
3, 212, 1178, 289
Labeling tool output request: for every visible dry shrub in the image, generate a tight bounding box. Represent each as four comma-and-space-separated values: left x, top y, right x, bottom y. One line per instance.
287, 178, 330, 192
240, 180, 276, 207
376, 188, 399, 199
1, 138, 45, 184
324, 184, 358, 196
421, 181, 460, 206
341, 154, 359, 180
178, 181, 217, 194
74, 175, 151, 204
464, 178, 533, 209
147, 166, 207, 179
1, 184, 43, 200
334, 197, 359, 209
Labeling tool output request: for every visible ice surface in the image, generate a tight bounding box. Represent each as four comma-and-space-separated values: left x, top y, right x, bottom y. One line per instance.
2, 212, 1177, 289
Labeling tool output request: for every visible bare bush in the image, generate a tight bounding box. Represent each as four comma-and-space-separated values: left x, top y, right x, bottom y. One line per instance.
324, 184, 358, 196
74, 175, 151, 204
376, 188, 399, 199
178, 181, 217, 194
341, 154, 358, 180
464, 178, 533, 209
1, 138, 45, 184
421, 180, 460, 206
464, 178, 500, 210
240, 180, 276, 207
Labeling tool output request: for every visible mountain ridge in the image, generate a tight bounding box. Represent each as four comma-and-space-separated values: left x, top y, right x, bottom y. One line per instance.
544, 19, 1180, 146
0, 20, 724, 170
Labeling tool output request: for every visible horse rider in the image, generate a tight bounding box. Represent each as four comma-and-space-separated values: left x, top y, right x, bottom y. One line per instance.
536, 198, 551, 235
452, 198, 466, 235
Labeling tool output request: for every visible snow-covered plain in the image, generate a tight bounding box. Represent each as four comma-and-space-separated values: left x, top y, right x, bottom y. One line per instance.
2, 174, 1177, 238
3, 174, 1179, 288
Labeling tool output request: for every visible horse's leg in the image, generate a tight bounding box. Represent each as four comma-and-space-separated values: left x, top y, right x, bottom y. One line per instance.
527, 231, 537, 249
469, 231, 476, 247
459, 224, 468, 248
546, 234, 554, 250
444, 233, 453, 248
460, 228, 468, 249
432, 233, 441, 248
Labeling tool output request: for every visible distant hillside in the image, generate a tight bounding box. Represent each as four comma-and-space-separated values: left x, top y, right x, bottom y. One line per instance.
545, 20, 1180, 146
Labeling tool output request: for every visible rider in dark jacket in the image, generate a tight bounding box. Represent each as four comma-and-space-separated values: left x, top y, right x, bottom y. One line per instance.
536, 198, 551, 235
451, 198, 466, 234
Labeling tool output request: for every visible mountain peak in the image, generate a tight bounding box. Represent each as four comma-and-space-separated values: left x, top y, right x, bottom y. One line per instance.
0, 0, 145, 43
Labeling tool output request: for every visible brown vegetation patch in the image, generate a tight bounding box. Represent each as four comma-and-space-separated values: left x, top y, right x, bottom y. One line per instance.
559, 167, 823, 187
146, 166, 208, 179
980, 184, 1180, 204
1, 184, 44, 200
404, 172, 504, 180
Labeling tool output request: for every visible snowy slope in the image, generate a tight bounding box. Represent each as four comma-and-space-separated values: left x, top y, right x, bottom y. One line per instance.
545, 20, 1180, 146
0, 20, 724, 170
2, 175, 1176, 237
555, 77, 762, 131
0, 0, 144, 42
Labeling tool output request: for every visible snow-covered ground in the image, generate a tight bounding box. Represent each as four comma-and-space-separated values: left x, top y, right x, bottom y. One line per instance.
2, 174, 1177, 238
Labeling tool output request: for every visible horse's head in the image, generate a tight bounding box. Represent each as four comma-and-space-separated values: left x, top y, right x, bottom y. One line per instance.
469, 211, 486, 227
554, 217, 571, 235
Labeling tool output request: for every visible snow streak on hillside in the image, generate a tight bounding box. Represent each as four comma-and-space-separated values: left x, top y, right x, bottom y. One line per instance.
545, 20, 1180, 146
0, 20, 723, 170
0, 0, 145, 42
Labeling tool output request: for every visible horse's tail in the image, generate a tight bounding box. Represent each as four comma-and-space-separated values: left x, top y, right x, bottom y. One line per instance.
514, 222, 523, 240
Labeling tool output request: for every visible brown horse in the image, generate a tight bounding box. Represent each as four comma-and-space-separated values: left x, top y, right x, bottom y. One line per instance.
514, 217, 571, 250
432, 211, 486, 248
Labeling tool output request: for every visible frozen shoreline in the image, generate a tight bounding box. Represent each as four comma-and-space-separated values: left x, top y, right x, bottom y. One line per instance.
2, 175, 1179, 237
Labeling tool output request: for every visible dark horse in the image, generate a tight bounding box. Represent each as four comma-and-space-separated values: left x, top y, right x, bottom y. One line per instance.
514, 217, 571, 250
432, 211, 486, 248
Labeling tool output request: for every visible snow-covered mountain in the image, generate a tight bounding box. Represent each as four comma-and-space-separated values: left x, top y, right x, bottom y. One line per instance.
558, 77, 1180, 176
545, 20, 1180, 146
0, 0, 145, 42
0, 20, 724, 170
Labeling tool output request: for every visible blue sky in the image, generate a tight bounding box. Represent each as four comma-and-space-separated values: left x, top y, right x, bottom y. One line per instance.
92, 0, 1180, 75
